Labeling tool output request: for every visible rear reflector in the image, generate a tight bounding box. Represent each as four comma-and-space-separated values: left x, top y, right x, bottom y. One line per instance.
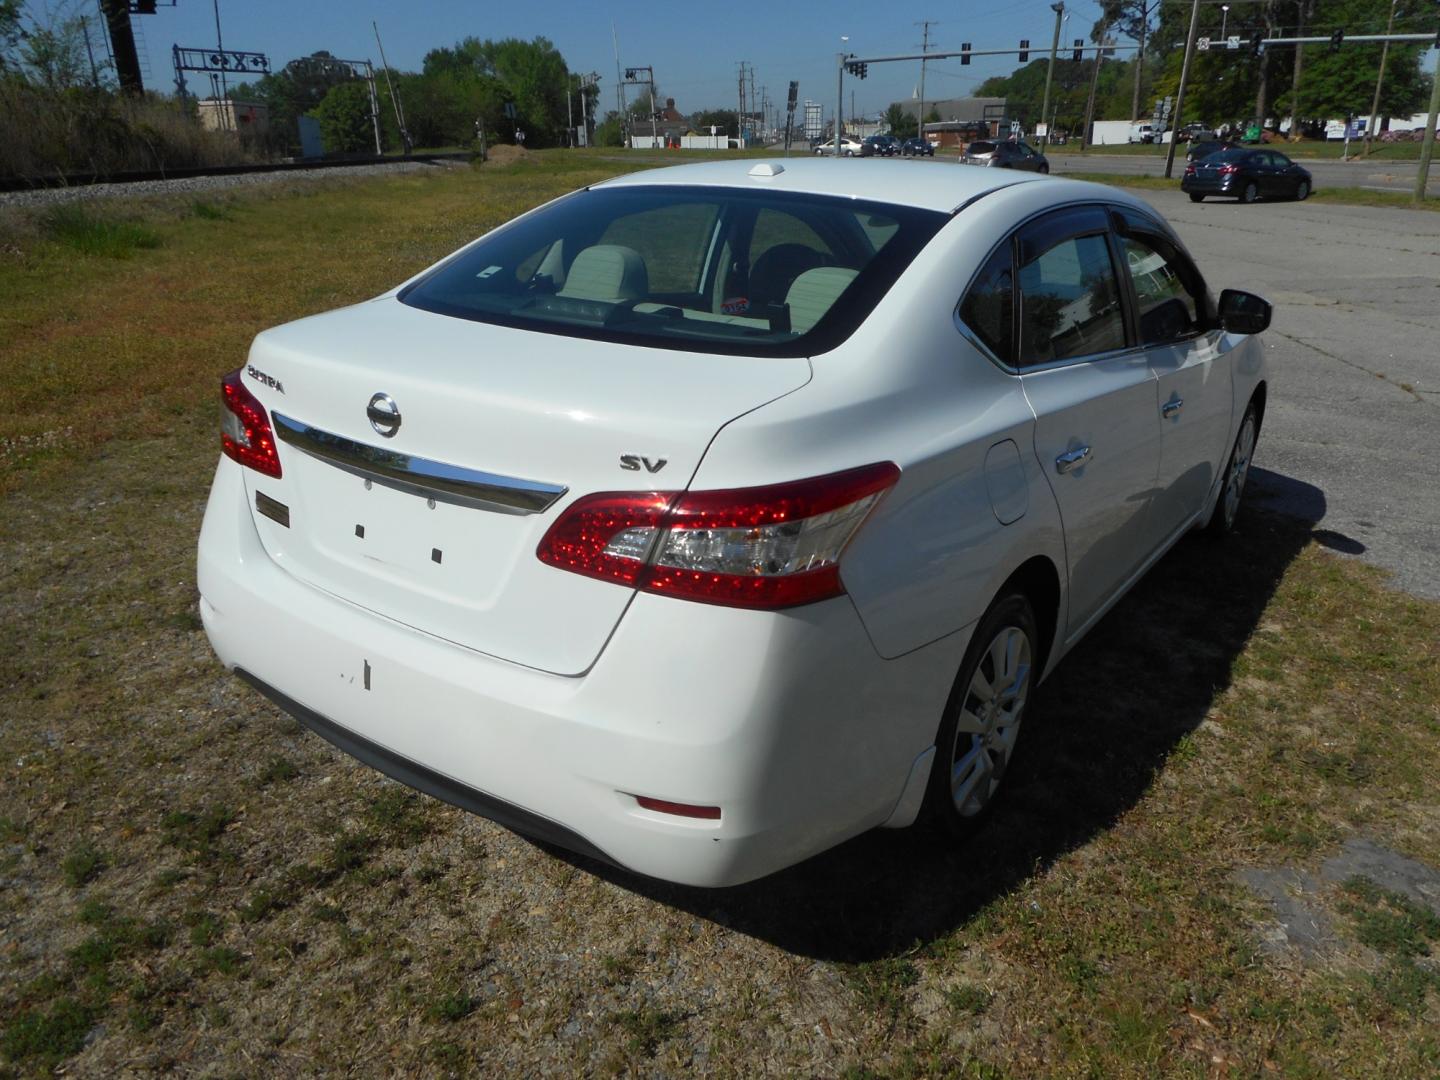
633, 795, 722, 820
220, 368, 282, 478
536, 462, 899, 609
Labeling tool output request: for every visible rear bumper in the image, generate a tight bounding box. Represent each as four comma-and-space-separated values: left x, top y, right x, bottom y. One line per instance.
197, 458, 966, 887
1181, 175, 1238, 195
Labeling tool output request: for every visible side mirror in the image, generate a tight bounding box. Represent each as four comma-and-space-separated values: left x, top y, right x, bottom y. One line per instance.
1218, 289, 1272, 335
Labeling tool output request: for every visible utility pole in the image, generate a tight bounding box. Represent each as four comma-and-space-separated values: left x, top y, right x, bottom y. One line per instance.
1287, 0, 1314, 139
373, 21, 410, 153
1163, 0, 1203, 179
1363, 0, 1398, 157
1415, 43, 1440, 202
1082, 30, 1108, 150
1038, 2, 1064, 148
915, 20, 934, 142
738, 61, 748, 145
836, 52, 846, 156
1129, 0, 1153, 124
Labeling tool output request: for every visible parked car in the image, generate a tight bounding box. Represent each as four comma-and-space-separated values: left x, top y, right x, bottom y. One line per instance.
200, 159, 1273, 887
864, 134, 901, 157
1185, 139, 1239, 165
961, 139, 1050, 173
900, 136, 935, 157
1129, 123, 1157, 144
1177, 123, 1213, 142
1182, 148, 1313, 203
814, 136, 863, 156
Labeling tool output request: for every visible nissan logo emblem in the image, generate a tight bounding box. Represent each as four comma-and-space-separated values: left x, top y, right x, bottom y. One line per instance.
367, 392, 401, 438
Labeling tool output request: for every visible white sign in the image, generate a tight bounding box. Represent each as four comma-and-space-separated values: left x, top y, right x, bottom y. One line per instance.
1227, 35, 1241, 50
1035, 122, 1048, 137
1197, 36, 1211, 51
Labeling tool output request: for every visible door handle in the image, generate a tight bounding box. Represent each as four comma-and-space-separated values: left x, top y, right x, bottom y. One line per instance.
1054, 446, 1091, 474
1162, 398, 1184, 419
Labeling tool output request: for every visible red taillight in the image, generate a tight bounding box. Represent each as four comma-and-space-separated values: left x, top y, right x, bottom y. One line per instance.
633, 796, 721, 820
536, 462, 900, 610
220, 368, 282, 478
1184, 164, 1196, 176
1217, 163, 1239, 175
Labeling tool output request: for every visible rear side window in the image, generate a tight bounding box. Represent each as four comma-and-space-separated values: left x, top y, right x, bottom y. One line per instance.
1017, 233, 1125, 366
400, 187, 945, 358
958, 244, 1013, 363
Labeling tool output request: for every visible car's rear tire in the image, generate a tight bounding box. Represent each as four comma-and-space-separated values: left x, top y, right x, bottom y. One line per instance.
1295, 180, 1310, 201
1038, 163, 1049, 174
1204, 403, 1259, 536
1240, 181, 1259, 204
924, 592, 1037, 837
1189, 193, 1205, 203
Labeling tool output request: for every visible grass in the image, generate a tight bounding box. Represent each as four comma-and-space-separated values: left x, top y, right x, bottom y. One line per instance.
0, 149, 1438, 1075
38, 202, 162, 258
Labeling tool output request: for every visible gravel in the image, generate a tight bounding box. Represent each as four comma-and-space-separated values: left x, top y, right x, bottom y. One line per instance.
0, 159, 458, 210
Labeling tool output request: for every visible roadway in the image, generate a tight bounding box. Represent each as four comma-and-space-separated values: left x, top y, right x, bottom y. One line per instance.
1099, 187, 1439, 598
1050, 149, 1440, 195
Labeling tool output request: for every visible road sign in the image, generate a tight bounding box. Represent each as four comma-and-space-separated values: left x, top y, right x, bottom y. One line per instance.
1227, 35, 1241, 50
1197, 36, 1211, 51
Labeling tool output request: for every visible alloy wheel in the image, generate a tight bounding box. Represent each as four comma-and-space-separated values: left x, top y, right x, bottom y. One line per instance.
1222, 410, 1257, 528
949, 625, 1032, 818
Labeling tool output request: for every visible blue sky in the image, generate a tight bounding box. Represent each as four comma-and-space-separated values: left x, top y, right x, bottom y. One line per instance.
125, 0, 1115, 119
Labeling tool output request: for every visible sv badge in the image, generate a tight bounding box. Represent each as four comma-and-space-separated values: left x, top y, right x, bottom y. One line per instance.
619, 454, 668, 474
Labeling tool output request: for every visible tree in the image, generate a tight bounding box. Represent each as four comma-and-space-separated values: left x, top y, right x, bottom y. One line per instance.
884, 102, 917, 139
230, 51, 358, 155
312, 80, 375, 153
693, 108, 738, 135
1092, 0, 1159, 121
422, 36, 570, 146
0, 0, 24, 72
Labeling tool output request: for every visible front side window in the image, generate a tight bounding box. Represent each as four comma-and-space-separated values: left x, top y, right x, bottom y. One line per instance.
1017, 232, 1126, 366
1120, 234, 1200, 345
400, 187, 945, 357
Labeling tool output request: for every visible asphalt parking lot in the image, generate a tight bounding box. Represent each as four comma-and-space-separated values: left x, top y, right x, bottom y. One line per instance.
1121, 188, 1440, 598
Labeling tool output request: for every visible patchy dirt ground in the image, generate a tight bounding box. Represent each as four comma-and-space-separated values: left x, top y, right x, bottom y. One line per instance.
3, 165, 1439, 1077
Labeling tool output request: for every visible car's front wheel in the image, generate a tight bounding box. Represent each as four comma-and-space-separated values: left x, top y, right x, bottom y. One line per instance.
1294, 180, 1310, 201
1240, 181, 1259, 204
925, 592, 1037, 835
1205, 403, 1258, 536
1038, 163, 1049, 174
1189, 192, 1205, 202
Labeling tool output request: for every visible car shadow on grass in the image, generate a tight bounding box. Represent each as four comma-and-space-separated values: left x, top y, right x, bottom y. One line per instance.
549, 471, 1332, 961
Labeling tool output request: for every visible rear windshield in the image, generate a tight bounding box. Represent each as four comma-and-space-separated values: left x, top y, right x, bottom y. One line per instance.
400, 186, 946, 357
967, 142, 996, 154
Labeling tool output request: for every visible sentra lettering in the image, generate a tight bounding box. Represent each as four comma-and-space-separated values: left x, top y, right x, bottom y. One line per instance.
246, 365, 285, 394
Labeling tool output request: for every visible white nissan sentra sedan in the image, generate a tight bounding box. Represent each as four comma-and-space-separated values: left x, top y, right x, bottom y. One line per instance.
198, 159, 1271, 888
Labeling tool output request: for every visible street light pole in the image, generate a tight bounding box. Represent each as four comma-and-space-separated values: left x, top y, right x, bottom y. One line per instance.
835, 46, 846, 158
1363, 0, 1398, 158
1163, 0, 1203, 179
1038, 2, 1064, 149
1220, 4, 1229, 41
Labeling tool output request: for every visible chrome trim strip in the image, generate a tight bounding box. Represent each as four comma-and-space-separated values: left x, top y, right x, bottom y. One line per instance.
271, 412, 568, 516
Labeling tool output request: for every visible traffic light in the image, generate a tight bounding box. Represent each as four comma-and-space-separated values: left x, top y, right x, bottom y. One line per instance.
961, 42, 972, 66
1072, 38, 1084, 62
845, 60, 869, 78
1329, 29, 1343, 52
1019, 39, 1030, 62
1250, 30, 1264, 56
624, 68, 636, 81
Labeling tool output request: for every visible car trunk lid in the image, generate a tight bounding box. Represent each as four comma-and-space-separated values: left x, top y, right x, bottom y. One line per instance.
235, 298, 811, 675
